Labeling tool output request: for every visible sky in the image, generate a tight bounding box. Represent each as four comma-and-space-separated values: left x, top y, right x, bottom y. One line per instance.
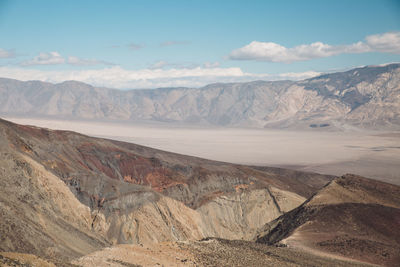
0, 0, 399, 89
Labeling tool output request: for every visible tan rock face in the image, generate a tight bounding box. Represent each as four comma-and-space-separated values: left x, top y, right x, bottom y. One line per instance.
0, 150, 108, 262
91, 186, 305, 246
197, 188, 305, 240
101, 195, 206, 245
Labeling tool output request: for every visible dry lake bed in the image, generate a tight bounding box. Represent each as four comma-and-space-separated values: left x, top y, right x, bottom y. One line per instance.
5, 117, 400, 185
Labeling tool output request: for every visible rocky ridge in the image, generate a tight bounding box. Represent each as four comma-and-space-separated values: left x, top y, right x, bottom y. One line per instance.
256, 174, 400, 267
1, 63, 400, 130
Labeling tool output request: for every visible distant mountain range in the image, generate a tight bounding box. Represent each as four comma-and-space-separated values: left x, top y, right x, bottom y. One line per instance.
1, 63, 399, 129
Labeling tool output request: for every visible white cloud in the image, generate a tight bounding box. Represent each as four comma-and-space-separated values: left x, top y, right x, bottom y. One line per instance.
365, 32, 400, 53
229, 31, 400, 62
20, 52, 112, 66
67, 56, 114, 66
0, 48, 15, 58
68, 56, 95, 66
149, 61, 221, 70
21, 52, 65, 66
149, 60, 169, 69
203, 61, 220, 68
0, 65, 320, 89
277, 71, 321, 79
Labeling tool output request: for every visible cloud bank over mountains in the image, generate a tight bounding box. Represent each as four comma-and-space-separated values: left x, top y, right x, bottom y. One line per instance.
229, 32, 400, 62
0, 65, 320, 89
0, 48, 320, 88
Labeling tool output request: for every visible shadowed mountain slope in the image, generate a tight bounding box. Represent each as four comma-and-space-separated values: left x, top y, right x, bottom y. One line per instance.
256, 174, 400, 267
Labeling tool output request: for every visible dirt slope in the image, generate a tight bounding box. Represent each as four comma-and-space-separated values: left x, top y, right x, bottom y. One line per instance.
73, 239, 374, 267
256, 174, 400, 267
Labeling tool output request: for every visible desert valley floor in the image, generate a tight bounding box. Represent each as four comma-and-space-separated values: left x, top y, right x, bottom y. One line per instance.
5, 116, 400, 185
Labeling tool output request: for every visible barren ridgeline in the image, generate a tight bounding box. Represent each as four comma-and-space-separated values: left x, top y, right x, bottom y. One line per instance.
4, 115, 400, 186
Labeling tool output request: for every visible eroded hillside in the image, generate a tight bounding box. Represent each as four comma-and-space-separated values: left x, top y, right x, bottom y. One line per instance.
0, 118, 332, 263
256, 174, 400, 267
1, 118, 399, 266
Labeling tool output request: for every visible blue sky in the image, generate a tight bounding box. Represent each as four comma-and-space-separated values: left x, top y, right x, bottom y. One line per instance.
0, 0, 399, 88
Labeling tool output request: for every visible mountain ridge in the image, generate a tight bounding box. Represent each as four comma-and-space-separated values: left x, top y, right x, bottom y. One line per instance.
1, 63, 400, 129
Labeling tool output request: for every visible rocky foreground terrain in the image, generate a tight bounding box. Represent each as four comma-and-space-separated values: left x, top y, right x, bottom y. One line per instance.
257, 174, 400, 267
1, 63, 400, 130
0, 118, 399, 266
